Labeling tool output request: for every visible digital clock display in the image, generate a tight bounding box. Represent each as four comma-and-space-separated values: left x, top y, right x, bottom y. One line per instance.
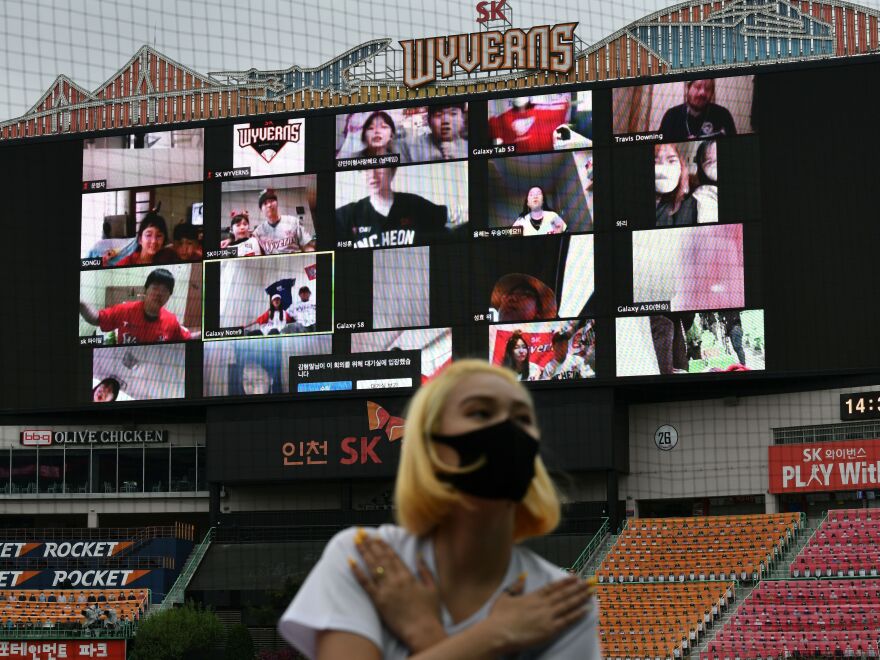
840, 392, 880, 421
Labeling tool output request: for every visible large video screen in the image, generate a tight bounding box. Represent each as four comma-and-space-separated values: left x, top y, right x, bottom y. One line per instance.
28, 57, 880, 412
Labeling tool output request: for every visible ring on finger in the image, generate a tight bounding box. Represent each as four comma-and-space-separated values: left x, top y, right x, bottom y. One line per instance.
374, 566, 385, 580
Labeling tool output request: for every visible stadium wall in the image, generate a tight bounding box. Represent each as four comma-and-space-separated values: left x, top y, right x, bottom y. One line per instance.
622, 383, 880, 508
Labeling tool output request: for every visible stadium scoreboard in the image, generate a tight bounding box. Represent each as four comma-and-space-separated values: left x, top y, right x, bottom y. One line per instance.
3, 55, 880, 411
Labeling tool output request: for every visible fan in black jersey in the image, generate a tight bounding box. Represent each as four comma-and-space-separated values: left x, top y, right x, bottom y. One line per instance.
335, 167, 448, 249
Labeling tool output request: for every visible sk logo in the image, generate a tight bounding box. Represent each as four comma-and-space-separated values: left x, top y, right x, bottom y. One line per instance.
367, 401, 405, 442
476, 0, 508, 23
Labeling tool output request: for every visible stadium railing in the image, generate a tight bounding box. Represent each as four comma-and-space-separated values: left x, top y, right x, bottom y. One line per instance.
155, 527, 214, 613
0, 523, 195, 543
568, 516, 609, 575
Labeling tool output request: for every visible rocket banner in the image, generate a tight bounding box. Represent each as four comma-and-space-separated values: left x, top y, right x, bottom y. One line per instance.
768, 439, 880, 494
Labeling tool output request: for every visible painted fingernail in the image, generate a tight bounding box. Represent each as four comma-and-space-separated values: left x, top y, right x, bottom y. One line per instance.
347, 556, 357, 568
518, 571, 528, 581
354, 528, 366, 545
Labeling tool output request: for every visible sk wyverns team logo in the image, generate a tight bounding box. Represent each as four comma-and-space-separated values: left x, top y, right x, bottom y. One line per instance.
367, 401, 405, 442
237, 120, 303, 164
400, 22, 577, 89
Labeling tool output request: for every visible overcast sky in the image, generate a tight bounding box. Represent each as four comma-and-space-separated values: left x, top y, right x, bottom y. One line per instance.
3, 0, 880, 120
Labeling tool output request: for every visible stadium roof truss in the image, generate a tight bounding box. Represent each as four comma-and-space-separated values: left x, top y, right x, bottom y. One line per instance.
2, 0, 879, 139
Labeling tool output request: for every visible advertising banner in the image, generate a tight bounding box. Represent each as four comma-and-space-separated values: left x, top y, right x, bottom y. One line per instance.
0, 568, 159, 590
769, 439, 880, 494
0, 641, 125, 660
208, 387, 622, 483
0, 541, 132, 560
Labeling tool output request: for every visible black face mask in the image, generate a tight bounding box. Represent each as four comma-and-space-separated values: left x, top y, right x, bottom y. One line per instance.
432, 418, 539, 502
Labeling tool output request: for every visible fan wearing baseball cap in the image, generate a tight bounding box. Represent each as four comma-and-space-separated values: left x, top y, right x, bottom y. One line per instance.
252, 188, 316, 255
490, 273, 558, 323
540, 328, 594, 380
242, 292, 295, 335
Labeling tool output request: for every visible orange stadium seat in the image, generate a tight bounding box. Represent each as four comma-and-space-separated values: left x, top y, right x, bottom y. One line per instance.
0, 589, 148, 630
599, 581, 734, 659
596, 514, 801, 584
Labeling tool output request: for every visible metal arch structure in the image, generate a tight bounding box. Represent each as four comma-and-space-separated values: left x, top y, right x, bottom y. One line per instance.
579, 0, 880, 80
209, 38, 393, 97
3, 0, 880, 140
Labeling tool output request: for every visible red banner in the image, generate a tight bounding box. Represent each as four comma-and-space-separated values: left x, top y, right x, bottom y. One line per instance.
768, 439, 880, 494
0, 640, 125, 660
490, 329, 555, 371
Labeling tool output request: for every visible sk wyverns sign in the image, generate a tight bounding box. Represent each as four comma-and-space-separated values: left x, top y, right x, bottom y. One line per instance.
20, 429, 169, 446
236, 120, 302, 163
768, 439, 880, 494
400, 22, 577, 89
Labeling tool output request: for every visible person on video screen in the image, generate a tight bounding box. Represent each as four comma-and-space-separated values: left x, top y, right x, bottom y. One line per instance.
241, 362, 275, 395
243, 294, 295, 335
153, 223, 202, 264
489, 96, 570, 153
501, 330, 541, 381
252, 188, 316, 255
572, 320, 596, 372
719, 311, 746, 366
405, 105, 468, 162
92, 377, 120, 403
79, 268, 194, 344
220, 210, 262, 257
335, 166, 448, 249
291, 286, 317, 332
540, 329, 594, 380
658, 79, 737, 141
357, 111, 400, 158
692, 140, 719, 224
512, 186, 567, 236
491, 273, 558, 323
650, 313, 694, 375
113, 209, 168, 267
655, 143, 697, 227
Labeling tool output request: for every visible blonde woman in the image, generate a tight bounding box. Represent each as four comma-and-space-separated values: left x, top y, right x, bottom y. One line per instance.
279, 360, 599, 659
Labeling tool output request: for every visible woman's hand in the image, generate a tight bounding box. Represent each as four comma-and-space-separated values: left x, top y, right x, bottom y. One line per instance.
484, 574, 595, 654
349, 530, 446, 653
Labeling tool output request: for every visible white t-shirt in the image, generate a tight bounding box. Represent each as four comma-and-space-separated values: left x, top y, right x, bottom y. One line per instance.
540, 354, 594, 380
511, 211, 567, 236
692, 185, 718, 224
253, 215, 313, 254
513, 362, 542, 382
292, 299, 317, 327
278, 525, 601, 660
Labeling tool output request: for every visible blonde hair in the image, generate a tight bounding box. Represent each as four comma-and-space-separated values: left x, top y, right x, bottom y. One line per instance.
394, 359, 560, 542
